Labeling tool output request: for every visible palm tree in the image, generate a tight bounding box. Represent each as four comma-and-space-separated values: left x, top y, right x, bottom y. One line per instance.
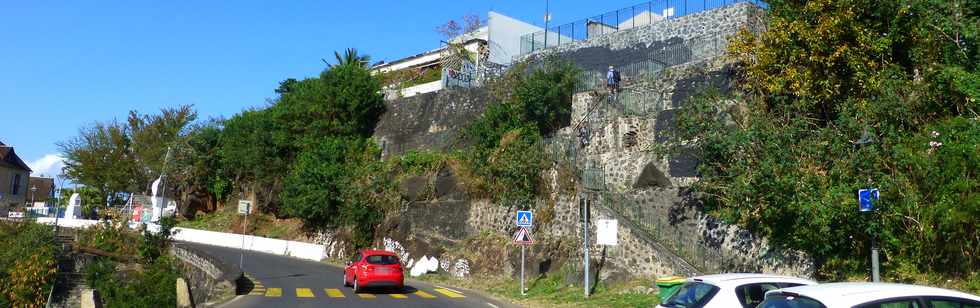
326, 48, 371, 68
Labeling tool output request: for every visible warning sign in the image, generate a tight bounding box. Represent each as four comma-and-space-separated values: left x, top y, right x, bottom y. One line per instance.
513, 226, 533, 244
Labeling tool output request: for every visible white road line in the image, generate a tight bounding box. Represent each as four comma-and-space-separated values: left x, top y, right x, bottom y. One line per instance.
487, 303, 499, 308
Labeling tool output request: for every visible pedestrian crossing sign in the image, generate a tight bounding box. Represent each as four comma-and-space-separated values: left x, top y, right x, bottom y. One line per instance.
513, 226, 533, 244
516, 210, 533, 227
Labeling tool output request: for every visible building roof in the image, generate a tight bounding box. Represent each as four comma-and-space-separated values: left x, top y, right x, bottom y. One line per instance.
0, 143, 32, 172
28, 177, 55, 201
371, 37, 487, 71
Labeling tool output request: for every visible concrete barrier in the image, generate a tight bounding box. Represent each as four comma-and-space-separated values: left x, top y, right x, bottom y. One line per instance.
36, 218, 100, 228
30, 217, 326, 261
172, 227, 326, 261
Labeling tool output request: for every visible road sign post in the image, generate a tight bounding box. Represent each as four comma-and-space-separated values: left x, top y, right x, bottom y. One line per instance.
513, 227, 533, 296
857, 188, 880, 282
514, 210, 533, 296
238, 200, 252, 272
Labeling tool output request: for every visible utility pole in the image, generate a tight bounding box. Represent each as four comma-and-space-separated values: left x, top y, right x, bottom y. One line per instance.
544, 0, 550, 48
582, 193, 590, 298
160, 147, 172, 203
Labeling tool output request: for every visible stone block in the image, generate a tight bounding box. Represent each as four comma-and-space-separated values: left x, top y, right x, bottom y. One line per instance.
177, 277, 193, 308
80, 289, 101, 308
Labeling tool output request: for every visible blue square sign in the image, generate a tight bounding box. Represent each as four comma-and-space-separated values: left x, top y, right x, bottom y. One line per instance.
516, 210, 533, 227
858, 188, 879, 212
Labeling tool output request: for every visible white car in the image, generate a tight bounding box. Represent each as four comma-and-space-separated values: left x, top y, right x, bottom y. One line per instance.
657, 273, 817, 308
759, 282, 980, 308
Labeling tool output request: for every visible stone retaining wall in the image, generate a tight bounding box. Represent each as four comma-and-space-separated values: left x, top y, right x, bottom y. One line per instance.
171, 243, 238, 307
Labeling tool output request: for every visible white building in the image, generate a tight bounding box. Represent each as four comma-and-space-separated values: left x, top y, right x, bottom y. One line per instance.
371, 11, 543, 99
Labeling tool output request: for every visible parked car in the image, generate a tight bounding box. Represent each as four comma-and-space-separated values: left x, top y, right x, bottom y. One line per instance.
759, 282, 980, 308
657, 273, 817, 308
343, 249, 404, 293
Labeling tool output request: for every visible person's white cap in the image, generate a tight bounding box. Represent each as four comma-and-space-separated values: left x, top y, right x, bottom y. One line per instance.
609, 65, 614, 69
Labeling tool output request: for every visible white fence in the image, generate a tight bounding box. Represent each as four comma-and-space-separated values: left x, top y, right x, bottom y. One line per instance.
33, 218, 326, 261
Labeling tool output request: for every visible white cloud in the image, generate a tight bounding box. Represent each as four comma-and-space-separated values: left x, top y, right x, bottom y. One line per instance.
28, 154, 65, 178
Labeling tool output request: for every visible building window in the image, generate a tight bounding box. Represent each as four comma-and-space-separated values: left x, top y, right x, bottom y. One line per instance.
11, 174, 21, 195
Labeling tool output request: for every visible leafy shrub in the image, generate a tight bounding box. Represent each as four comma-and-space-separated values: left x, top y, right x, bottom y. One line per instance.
398, 150, 448, 175
0, 221, 57, 308
77, 213, 140, 256
464, 57, 579, 204
138, 217, 177, 262
85, 256, 179, 308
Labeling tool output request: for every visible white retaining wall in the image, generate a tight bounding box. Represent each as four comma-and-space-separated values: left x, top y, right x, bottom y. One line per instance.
36, 218, 100, 228
33, 218, 326, 262
171, 227, 326, 261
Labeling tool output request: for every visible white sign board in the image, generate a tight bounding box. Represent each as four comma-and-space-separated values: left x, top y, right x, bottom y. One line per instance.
596, 219, 618, 246
238, 200, 252, 215
8, 211, 24, 218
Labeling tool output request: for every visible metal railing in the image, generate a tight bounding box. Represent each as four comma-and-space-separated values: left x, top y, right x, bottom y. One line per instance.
601, 190, 729, 273
547, 135, 726, 273
573, 30, 732, 94
520, 0, 762, 55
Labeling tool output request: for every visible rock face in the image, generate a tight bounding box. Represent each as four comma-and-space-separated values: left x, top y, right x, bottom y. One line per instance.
371, 1, 814, 280
374, 87, 491, 159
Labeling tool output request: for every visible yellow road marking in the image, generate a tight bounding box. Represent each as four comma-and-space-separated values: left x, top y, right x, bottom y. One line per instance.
357, 293, 376, 299
389, 294, 408, 299
265, 288, 282, 297
414, 290, 437, 298
296, 288, 315, 298
324, 288, 345, 298
433, 288, 465, 298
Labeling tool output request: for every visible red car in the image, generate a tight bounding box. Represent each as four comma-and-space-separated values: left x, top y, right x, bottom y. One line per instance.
343, 249, 404, 293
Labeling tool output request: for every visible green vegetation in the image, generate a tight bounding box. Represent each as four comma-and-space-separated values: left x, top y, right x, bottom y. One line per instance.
416, 270, 658, 308
380, 65, 443, 89
666, 0, 979, 282
464, 58, 579, 204
0, 221, 58, 308
58, 105, 197, 209
56, 50, 580, 251
78, 214, 180, 307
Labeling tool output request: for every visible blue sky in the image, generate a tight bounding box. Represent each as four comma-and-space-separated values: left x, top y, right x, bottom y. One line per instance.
0, 0, 694, 176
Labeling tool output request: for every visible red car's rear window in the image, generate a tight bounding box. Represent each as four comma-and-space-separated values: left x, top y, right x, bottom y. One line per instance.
365, 255, 399, 265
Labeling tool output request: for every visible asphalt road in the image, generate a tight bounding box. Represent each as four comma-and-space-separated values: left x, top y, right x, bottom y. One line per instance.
183, 242, 517, 308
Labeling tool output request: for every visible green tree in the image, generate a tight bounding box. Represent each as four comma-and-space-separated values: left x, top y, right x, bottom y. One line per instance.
330, 48, 371, 68
127, 105, 197, 193
279, 137, 389, 247
219, 108, 288, 213
174, 120, 230, 213
271, 62, 385, 149
58, 121, 135, 206
669, 0, 979, 278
